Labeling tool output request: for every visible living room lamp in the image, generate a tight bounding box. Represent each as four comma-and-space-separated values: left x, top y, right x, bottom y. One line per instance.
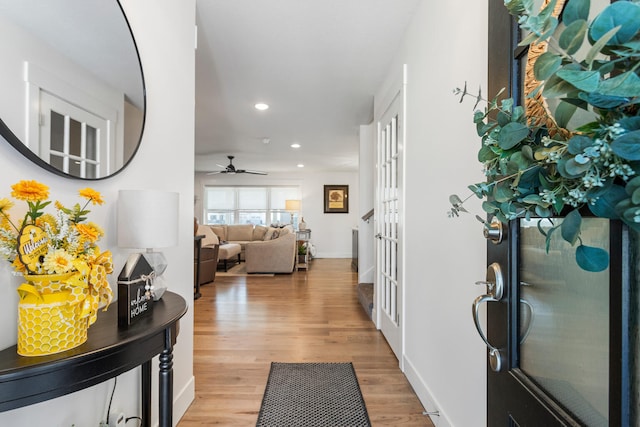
285, 199, 300, 226
117, 190, 179, 300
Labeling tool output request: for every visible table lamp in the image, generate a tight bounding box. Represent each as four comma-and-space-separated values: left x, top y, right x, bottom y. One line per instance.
285, 199, 300, 227
117, 190, 179, 300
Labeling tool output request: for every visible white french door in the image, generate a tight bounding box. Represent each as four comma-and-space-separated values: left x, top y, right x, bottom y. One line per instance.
40, 91, 110, 178
375, 66, 405, 362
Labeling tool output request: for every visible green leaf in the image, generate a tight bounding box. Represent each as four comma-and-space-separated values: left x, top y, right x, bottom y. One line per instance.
482, 201, 499, 214
561, 209, 582, 245
625, 176, 640, 196
588, 184, 626, 218
579, 92, 629, 109
567, 135, 595, 155
477, 121, 497, 137
478, 145, 496, 162
535, 205, 552, 217
562, 0, 590, 25
575, 245, 609, 272
493, 182, 515, 203
521, 145, 534, 161
632, 188, 640, 205
545, 225, 558, 253
564, 157, 591, 175
597, 72, 640, 98
522, 194, 546, 206
589, 1, 640, 45
611, 130, 640, 160
559, 19, 587, 55
543, 72, 577, 98
554, 101, 577, 129
534, 52, 562, 81
586, 26, 620, 66
618, 117, 640, 131
497, 110, 511, 127
556, 70, 600, 92
498, 122, 530, 149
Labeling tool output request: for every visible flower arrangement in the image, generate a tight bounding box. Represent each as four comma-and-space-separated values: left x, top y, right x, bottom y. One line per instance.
0, 180, 113, 355
449, 0, 640, 272
0, 180, 108, 274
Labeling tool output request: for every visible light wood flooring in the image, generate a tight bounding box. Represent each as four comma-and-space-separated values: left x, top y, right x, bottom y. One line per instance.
179, 258, 434, 426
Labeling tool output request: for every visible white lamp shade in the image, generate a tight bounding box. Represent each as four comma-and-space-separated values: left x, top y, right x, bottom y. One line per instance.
117, 190, 179, 249
285, 199, 301, 211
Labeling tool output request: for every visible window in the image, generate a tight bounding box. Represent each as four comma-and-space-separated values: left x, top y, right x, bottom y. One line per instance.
204, 186, 300, 226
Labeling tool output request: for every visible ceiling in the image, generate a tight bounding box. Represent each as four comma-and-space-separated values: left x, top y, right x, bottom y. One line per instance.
194, 0, 421, 174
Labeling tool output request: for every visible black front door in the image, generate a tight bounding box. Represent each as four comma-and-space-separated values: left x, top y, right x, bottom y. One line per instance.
482, 0, 633, 425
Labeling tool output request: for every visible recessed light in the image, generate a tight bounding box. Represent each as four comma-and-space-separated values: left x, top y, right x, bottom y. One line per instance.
297, 164, 305, 168
290, 143, 301, 148
254, 103, 269, 111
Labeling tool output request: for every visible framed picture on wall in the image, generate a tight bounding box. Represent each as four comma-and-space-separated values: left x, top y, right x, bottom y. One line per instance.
324, 185, 349, 213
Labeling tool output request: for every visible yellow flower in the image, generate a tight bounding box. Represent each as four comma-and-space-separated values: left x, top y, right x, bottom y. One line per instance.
79, 188, 104, 205
11, 258, 27, 274
11, 180, 49, 202
55, 200, 64, 210
43, 249, 75, 274
0, 198, 13, 213
35, 214, 57, 232
76, 223, 103, 242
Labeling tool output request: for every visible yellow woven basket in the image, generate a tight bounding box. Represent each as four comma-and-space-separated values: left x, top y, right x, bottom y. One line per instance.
16, 273, 90, 357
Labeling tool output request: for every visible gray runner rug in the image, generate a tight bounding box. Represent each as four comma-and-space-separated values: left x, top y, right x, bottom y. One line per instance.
256, 362, 371, 427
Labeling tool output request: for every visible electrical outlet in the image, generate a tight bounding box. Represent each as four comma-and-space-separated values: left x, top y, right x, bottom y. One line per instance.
108, 412, 126, 427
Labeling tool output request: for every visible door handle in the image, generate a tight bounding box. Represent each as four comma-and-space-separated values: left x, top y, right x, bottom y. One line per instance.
472, 263, 504, 372
374, 233, 382, 239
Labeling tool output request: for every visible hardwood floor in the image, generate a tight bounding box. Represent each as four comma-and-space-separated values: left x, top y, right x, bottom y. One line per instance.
179, 258, 433, 426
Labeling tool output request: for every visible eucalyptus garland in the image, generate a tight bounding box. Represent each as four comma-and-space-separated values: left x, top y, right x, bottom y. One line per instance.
450, 0, 640, 272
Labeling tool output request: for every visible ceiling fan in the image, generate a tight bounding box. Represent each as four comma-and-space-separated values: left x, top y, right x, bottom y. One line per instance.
206, 155, 267, 175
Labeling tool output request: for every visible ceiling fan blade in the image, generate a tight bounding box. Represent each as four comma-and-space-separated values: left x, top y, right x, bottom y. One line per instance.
245, 170, 268, 175
206, 170, 225, 175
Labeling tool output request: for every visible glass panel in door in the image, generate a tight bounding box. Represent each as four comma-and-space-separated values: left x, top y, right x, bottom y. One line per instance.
519, 218, 610, 426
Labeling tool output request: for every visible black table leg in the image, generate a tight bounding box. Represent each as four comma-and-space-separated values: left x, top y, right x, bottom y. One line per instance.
141, 361, 151, 427
159, 329, 174, 427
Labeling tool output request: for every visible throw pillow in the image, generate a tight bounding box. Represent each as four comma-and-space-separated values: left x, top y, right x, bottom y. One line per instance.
270, 229, 280, 240
197, 225, 219, 246
253, 225, 268, 241
263, 227, 278, 241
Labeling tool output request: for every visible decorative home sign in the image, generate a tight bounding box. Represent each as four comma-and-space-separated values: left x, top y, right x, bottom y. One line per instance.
118, 253, 154, 327
324, 185, 349, 213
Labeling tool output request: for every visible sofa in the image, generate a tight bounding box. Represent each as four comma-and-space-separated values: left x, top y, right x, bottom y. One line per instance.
205, 224, 296, 274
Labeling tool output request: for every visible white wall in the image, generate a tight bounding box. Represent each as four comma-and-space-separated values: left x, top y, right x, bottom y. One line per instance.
0, 0, 196, 425
195, 170, 359, 258
373, 1, 489, 426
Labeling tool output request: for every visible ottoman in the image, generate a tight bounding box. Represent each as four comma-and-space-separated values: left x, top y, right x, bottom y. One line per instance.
218, 243, 242, 271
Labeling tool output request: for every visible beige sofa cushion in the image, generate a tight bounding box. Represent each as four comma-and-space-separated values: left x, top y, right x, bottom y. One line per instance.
253, 225, 268, 241
198, 225, 219, 246
209, 225, 227, 241
227, 224, 254, 241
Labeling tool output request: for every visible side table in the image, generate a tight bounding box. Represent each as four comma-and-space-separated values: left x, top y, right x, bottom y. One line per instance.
296, 229, 311, 271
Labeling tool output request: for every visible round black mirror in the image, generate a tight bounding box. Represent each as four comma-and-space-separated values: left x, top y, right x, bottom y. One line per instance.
0, 0, 145, 180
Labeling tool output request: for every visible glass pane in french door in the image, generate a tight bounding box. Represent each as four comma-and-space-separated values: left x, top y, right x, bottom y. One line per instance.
519, 218, 609, 426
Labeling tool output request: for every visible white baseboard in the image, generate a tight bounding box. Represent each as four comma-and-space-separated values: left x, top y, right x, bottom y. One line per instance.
403, 355, 453, 427
172, 375, 195, 426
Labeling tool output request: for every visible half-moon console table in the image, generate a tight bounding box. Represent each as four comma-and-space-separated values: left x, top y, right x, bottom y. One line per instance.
0, 290, 187, 427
